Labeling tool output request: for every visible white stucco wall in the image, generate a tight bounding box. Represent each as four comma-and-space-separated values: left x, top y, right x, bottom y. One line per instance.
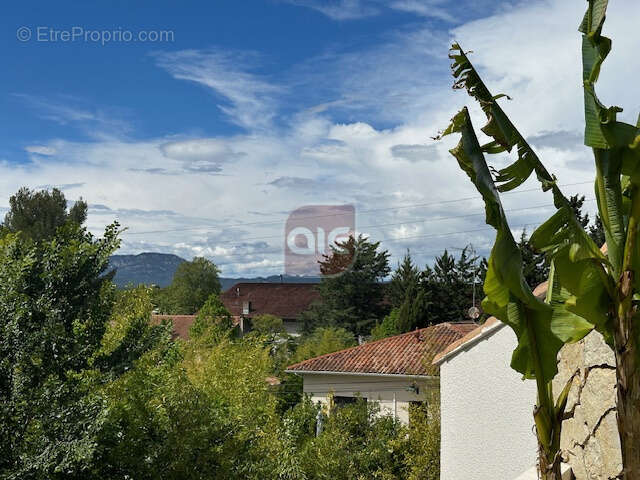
300, 373, 437, 424
439, 324, 538, 480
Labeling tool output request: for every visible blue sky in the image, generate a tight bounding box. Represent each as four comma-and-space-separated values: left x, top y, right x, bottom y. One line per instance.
2, 0, 639, 276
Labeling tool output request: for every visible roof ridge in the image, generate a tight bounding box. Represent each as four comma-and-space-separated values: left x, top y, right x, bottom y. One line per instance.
286, 322, 464, 371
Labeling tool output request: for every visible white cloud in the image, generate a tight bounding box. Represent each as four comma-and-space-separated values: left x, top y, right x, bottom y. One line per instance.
154, 49, 283, 131
25, 145, 57, 156
286, 0, 380, 20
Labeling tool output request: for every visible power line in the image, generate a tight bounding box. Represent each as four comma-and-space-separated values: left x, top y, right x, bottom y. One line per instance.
143, 198, 594, 254
121, 180, 594, 236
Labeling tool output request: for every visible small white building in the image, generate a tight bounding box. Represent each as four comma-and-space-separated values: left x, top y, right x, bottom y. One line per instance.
286, 322, 477, 424
433, 317, 539, 480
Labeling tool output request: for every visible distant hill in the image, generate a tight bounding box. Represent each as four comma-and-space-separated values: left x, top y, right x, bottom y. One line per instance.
109, 253, 186, 287
109, 252, 320, 290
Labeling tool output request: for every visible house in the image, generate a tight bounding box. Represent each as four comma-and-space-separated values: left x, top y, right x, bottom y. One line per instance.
433, 279, 619, 480
432, 317, 539, 480
151, 282, 319, 338
285, 322, 477, 424
219, 282, 320, 335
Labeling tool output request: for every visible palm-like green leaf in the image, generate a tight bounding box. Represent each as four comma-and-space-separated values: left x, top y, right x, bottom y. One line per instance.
446, 42, 611, 346
441, 107, 561, 381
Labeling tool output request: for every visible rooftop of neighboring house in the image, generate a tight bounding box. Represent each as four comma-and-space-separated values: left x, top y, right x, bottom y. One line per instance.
286, 322, 478, 377
219, 282, 320, 319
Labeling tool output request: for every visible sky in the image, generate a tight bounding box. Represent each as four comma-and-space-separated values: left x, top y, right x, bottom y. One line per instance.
2, 0, 640, 277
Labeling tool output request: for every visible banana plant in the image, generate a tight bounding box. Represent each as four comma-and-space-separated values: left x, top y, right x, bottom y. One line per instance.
439, 107, 584, 479
438, 1, 640, 477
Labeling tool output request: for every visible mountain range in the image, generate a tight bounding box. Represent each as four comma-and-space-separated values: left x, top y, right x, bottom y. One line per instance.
108, 252, 320, 291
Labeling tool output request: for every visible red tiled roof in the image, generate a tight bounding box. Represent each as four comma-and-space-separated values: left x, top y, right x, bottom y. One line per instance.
286, 322, 478, 377
220, 282, 320, 319
151, 314, 196, 339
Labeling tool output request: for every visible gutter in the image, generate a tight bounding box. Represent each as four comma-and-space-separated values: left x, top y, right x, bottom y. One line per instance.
284, 369, 437, 381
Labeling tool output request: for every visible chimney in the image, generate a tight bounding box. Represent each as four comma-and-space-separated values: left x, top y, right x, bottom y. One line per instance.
236, 287, 240, 297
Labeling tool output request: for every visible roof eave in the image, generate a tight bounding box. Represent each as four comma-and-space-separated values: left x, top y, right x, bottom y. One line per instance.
284, 369, 438, 380
432, 319, 505, 365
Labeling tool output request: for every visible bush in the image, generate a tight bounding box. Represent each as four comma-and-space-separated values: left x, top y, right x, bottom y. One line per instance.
405, 400, 440, 480
299, 399, 409, 480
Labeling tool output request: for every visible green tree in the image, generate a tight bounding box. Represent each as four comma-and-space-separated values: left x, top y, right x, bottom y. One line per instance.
438, 5, 640, 474
371, 309, 401, 340
422, 246, 482, 324
156, 257, 222, 314
396, 285, 429, 333
388, 251, 421, 309
98, 336, 280, 480
306, 235, 390, 336
188, 293, 234, 342
2, 187, 87, 242
519, 229, 549, 287
405, 400, 440, 480
0, 223, 167, 478
298, 400, 408, 480
251, 314, 285, 337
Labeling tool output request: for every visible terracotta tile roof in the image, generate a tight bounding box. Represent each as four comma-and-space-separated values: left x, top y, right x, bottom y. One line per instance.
151, 314, 197, 340
220, 282, 320, 319
286, 322, 478, 377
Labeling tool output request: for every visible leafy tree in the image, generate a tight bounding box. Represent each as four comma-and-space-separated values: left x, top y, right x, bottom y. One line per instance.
297, 400, 408, 480
371, 309, 401, 340
439, 5, 640, 474
251, 314, 285, 337
305, 235, 390, 336
98, 336, 279, 479
188, 293, 234, 342
0, 223, 167, 479
154, 257, 221, 314
519, 196, 602, 288
2, 187, 87, 242
404, 400, 440, 480
568, 193, 606, 246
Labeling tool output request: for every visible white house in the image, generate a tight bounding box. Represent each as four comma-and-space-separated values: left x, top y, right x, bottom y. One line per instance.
286, 322, 477, 424
432, 316, 540, 480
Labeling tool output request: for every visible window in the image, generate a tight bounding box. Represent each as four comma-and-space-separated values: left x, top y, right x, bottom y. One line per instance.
333, 396, 358, 407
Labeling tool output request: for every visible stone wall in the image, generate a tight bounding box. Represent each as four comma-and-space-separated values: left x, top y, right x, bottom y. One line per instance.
553, 330, 622, 479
